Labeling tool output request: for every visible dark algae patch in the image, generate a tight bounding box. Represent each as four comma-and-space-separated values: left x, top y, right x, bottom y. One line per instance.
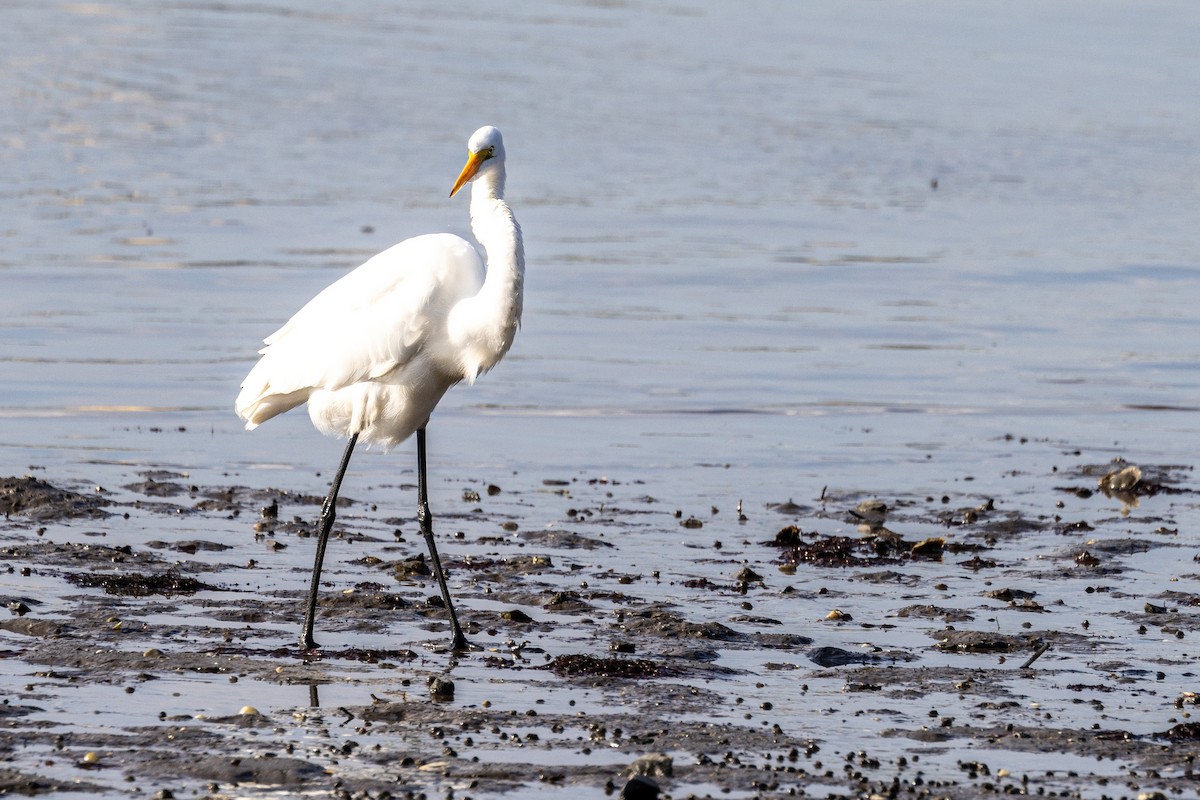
64, 570, 219, 597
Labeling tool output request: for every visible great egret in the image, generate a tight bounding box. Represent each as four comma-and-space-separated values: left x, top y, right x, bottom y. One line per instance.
235, 126, 524, 652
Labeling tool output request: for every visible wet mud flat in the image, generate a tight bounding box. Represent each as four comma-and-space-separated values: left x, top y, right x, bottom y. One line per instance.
1, 446, 1198, 799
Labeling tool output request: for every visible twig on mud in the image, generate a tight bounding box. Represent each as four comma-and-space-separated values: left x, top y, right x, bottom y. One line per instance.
1019, 640, 1051, 670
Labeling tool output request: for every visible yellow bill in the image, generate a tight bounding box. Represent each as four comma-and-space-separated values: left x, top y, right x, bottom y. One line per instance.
450, 150, 488, 197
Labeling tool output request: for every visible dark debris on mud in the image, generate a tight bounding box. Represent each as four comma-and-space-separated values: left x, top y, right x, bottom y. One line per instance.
768, 524, 975, 569
546, 653, 676, 679
0, 475, 110, 521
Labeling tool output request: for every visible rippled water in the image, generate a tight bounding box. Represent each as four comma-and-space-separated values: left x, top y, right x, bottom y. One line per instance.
2, 1, 1199, 796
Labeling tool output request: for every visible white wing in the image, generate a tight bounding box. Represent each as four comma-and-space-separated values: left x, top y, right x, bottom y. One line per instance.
236, 233, 483, 427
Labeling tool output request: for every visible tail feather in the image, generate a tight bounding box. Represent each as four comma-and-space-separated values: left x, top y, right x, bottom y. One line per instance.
235, 385, 311, 429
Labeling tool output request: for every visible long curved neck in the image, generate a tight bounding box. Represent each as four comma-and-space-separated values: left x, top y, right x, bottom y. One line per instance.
461, 163, 524, 372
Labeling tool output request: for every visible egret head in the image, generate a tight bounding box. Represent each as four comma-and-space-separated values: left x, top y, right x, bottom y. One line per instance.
450, 126, 505, 197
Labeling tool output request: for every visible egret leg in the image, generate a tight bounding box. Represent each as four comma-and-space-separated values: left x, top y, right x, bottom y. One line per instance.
416, 427, 470, 650
300, 432, 358, 651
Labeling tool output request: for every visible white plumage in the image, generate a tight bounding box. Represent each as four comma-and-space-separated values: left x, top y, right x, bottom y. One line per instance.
235, 126, 523, 449
235, 126, 523, 651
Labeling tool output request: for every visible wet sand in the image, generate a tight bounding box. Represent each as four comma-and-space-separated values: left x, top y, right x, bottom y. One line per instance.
1, 450, 1196, 799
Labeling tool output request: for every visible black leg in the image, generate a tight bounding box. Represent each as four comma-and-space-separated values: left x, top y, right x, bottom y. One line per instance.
416, 427, 470, 650
300, 432, 358, 651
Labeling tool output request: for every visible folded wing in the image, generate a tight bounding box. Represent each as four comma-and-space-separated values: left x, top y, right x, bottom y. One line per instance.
235, 233, 483, 428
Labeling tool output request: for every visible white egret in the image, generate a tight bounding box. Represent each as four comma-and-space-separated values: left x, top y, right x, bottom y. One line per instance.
235, 126, 524, 651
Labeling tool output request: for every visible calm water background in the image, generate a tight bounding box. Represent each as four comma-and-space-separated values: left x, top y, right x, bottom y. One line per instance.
3, 0, 1197, 504
1, 3, 1199, 793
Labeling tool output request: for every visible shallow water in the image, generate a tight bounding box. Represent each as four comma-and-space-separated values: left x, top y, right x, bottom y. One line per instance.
2, 1, 1199, 798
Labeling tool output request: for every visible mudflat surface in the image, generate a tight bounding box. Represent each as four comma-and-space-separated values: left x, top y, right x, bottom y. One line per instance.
1, 452, 1197, 799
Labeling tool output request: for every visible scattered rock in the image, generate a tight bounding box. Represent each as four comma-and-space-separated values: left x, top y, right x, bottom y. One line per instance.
620, 774, 660, 800
627, 752, 673, 778
428, 676, 455, 700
